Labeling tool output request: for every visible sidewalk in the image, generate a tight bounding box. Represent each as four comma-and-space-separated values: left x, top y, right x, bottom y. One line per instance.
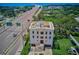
29, 46, 52, 55
15, 37, 25, 55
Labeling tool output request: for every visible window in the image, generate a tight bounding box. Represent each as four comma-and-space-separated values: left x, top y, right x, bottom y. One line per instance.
40, 36, 43, 39
49, 32, 51, 34
44, 45, 51, 48
32, 31, 34, 34
37, 36, 39, 38
31, 44, 35, 46
49, 36, 51, 39
40, 40, 44, 44
45, 32, 47, 34
39, 53, 44, 55
45, 36, 47, 39
37, 31, 39, 34
32, 36, 34, 38
40, 32, 44, 35
45, 40, 47, 42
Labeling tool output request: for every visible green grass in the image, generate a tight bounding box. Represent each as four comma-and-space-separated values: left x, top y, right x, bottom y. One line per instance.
43, 16, 62, 23
53, 49, 67, 55
57, 39, 72, 49
53, 39, 72, 55
21, 41, 30, 55
21, 33, 30, 55
74, 37, 79, 42
39, 8, 79, 55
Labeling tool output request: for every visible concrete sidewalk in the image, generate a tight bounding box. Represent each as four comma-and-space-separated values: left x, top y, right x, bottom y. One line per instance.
29, 46, 52, 55
15, 37, 25, 55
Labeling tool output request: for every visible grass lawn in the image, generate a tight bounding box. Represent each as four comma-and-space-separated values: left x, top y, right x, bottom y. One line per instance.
53, 38, 72, 55
57, 39, 72, 49
39, 9, 79, 55
53, 49, 67, 55
74, 36, 79, 42
21, 33, 30, 55
43, 16, 62, 24
21, 41, 30, 55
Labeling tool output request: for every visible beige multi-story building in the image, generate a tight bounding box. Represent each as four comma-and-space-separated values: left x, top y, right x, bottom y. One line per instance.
29, 21, 54, 49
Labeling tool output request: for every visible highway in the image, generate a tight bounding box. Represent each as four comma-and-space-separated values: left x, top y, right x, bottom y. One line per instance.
0, 6, 39, 55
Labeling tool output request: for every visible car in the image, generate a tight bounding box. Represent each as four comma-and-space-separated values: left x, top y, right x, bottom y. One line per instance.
6, 22, 13, 26
16, 22, 21, 26
13, 33, 17, 37
27, 19, 30, 22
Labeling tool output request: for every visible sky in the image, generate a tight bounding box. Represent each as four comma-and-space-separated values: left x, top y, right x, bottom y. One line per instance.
0, 3, 79, 6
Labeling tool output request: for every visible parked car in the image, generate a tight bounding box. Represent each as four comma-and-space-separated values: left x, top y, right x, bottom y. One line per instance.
6, 22, 13, 26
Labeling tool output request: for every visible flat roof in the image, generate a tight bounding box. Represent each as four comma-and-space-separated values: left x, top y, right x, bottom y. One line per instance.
29, 21, 54, 30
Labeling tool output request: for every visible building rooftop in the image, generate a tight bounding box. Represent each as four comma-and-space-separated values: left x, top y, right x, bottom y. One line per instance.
29, 21, 54, 30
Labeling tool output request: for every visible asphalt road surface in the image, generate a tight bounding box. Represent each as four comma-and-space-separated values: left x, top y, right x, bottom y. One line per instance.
0, 6, 39, 55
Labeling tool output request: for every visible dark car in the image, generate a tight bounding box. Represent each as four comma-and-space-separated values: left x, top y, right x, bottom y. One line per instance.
6, 22, 13, 26
13, 33, 17, 37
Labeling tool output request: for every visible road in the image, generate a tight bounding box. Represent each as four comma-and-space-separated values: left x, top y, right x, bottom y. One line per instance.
75, 17, 79, 22
70, 34, 79, 47
0, 6, 39, 55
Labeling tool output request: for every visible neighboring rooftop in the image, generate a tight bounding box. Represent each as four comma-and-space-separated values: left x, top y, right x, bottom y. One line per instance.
29, 21, 54, 30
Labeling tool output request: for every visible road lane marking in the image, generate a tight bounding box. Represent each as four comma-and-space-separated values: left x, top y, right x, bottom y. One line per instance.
3, 34, 21, 54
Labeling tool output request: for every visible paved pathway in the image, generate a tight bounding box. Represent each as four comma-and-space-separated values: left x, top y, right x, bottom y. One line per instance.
29, 46, 52, 55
